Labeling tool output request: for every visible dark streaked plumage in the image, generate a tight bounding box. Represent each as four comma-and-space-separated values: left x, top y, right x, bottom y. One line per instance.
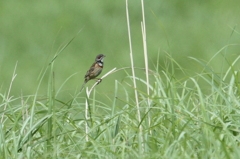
80, 54, 106, 92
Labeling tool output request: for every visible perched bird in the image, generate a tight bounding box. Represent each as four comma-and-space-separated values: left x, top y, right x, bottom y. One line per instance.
80, 54, 106, 92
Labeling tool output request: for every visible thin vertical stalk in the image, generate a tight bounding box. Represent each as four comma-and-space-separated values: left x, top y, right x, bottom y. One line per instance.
141, 0, 151, 134
83, 68, 116, 142
52, 72, 56, 158
126, 0, 143, 152
1, 62, 18, 122
85, 91, 89, 142
47, 64, 54, 155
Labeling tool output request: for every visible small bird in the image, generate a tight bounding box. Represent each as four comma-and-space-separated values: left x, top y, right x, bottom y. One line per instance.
80, 54, 106, 92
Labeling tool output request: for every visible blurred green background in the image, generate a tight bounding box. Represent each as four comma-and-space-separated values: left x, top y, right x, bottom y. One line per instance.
0, 0, 240, 102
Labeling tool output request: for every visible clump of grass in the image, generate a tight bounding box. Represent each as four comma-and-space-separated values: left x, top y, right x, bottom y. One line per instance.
1, 1, 240, 159
1, 46, 240, 159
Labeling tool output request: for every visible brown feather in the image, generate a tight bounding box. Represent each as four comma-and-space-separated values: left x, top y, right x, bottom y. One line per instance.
80, 54, 105, 92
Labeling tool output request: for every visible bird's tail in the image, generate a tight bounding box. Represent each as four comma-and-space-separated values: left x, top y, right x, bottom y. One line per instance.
80, 81, 86, 92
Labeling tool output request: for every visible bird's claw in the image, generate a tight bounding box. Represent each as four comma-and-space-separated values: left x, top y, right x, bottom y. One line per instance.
97, 78, 102, 85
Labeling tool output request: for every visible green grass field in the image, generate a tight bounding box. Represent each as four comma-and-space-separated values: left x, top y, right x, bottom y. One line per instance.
1, 1, 240, 158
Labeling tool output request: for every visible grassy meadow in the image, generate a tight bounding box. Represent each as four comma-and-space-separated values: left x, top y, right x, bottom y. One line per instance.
0, 0, 240, 158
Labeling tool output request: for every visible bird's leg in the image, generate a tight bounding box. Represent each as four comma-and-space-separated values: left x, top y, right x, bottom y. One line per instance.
95, 78, 102, 85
